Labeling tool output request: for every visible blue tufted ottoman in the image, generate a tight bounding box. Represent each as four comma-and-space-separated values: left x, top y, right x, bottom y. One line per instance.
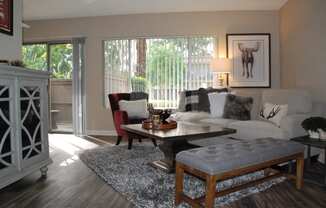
175, 138, 305, 208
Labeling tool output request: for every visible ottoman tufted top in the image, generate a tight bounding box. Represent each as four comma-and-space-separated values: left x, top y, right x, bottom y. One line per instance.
176, 138, 304, 175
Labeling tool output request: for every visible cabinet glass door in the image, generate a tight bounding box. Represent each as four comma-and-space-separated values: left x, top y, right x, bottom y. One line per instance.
0, 80, 17, 177
19, 81, 48, 167
20, 85, 43, 160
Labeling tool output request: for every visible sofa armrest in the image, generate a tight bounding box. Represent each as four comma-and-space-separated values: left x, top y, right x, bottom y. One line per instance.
113, 110, 129, 137
312, 102, 326, 116
280, 114, 311, 138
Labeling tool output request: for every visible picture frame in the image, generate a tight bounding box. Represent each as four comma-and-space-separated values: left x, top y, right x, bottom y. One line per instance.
226, 33, 271, 88
0, 0, 13, 36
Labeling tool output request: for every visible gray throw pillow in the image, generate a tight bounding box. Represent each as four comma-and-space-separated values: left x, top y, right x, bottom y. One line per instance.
223, 94, 253, 121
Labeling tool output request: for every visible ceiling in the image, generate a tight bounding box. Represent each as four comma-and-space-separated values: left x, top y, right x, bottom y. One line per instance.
23, 0, 288, 21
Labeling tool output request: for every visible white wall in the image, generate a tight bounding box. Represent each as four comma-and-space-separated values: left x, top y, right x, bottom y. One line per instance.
0, 0, 22, 60
280, 0, 326, 104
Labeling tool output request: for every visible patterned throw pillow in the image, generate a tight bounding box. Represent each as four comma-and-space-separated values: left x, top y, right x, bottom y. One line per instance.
260, 103, 288, 127
184, 90, 200, 111
178, 88, 228, 112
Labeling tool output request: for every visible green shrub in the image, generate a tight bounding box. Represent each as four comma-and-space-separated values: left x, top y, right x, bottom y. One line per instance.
131, 76, 147, 92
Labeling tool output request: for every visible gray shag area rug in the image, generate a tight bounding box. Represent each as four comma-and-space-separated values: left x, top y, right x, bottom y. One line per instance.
79, 143, 285, 208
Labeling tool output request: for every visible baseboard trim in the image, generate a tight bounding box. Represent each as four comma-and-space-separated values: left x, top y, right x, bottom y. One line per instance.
86, 130, 117, 136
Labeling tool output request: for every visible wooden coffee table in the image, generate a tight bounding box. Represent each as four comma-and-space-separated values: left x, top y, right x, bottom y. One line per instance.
122, 122, 236, 173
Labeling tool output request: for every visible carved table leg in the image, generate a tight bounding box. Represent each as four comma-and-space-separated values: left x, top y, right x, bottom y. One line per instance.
150, 139, 199, 173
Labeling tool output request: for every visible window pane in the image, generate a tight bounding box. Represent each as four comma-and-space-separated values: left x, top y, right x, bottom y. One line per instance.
50, 44, 73, 80
22, 44, 47, 71
146, 38, 188, 108
187, 37, 215, 90
104, 40, 136, 107
104, 37, 216, 109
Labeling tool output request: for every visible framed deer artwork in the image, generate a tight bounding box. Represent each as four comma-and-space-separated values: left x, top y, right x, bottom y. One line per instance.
0, 0, 13, 36
226, 33, 271, 88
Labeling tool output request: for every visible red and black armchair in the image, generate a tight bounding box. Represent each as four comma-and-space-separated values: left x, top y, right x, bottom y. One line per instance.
108, 92, 157, 149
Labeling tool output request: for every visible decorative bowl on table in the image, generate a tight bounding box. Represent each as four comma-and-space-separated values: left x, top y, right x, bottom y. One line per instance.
142, 120, 177, 130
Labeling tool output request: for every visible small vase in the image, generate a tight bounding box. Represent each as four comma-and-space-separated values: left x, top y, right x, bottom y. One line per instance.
318, 129, 326, 141
308, 130, 320, 139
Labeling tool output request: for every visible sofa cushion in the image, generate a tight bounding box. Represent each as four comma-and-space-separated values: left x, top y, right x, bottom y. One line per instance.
223, 94, 253, 121
199, 118, 236, 128
228, 120, 285, 140
280, 114, 311, 138
170, 111, 211, 122
262, 90, 312, 115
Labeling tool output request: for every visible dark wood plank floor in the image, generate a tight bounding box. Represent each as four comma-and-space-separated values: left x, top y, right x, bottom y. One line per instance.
0, 134, 325, 208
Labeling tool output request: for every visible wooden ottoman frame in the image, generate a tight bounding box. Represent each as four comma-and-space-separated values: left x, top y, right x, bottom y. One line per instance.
175, 152, 304, 208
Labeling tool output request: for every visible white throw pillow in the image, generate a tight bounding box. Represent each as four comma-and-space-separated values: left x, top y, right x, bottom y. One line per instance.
119, 99, 149, 119
208, 93, 228, 118
260, 103, 288, 127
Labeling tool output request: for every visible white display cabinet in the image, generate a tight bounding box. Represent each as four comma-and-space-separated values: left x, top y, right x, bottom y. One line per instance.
0, 65, 52, 189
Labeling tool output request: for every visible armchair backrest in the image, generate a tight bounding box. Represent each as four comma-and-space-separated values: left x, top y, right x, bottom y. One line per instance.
108, 93, 131, 115
108, 92, 149, 115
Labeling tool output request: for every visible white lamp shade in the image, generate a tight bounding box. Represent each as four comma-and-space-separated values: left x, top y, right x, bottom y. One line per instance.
210, 58, 232, 73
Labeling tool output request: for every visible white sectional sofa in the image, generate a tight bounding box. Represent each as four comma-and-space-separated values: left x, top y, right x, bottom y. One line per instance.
173, 89, 324, 158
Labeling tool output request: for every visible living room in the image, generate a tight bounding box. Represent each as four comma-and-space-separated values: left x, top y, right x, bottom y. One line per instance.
0, 0, 325, 207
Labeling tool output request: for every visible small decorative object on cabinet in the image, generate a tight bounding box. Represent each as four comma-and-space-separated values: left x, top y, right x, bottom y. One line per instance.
301, 117, 326, 140
0, 65, 52, 190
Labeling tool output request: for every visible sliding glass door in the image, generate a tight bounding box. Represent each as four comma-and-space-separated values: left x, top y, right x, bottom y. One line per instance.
49, 43, 73, 133
22, 39, 85, 135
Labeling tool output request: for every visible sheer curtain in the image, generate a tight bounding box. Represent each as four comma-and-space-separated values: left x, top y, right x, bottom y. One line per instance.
104, 37, 216, 109
72, 38, 86, 136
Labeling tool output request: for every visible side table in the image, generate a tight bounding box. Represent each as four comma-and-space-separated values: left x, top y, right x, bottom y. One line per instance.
291, 135, 326, 186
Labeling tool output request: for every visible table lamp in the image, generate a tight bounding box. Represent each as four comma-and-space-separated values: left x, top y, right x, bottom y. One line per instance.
210, 58, 232, 87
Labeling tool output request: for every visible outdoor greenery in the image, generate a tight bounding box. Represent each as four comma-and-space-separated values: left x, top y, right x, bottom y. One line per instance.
22, 44, 73, 79
189, 37, 215, 56
104, 40, 130, 73
131, 76, 147, 92
146, 39, 187, 88
22, 44, 47, 71
50, 44, 73, 79
104, 37, 214, 89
